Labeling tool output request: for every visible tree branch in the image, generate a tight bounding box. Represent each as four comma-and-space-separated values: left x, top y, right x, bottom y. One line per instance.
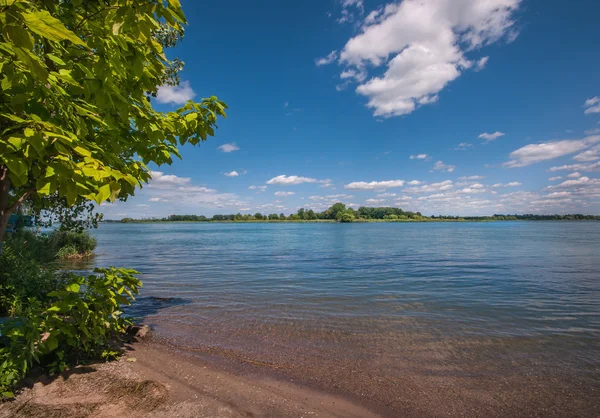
8, 188, 35, 213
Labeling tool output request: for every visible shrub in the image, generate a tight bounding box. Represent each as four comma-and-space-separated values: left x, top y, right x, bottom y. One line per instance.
0, 267, 141, 397
48, 230, 97, 258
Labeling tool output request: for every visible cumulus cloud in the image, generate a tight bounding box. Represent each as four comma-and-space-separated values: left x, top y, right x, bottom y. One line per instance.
573, 146, 600, 162
267, 175, 330, 185
433, 160, 456, 172
249, 185, 267, 192
491, 182, 521, 188
224, 171, 239, 177
548, 176, 562, 181
546, 176, 600, 190
155, 81, 195, 104
274, 191, 295, 197
344, 180, 405, 190
548, 161, 600, 172
458, 175, 484, 181
316, 50, 338, 66
330, 0, 520, 117
410, 154, 429, 160
376, 192, 396, 198
584, 96, 600, 115
567, 172, 581, 179
217, 143, 240, 153
405, 180, 453, 193
478, 131, 505, 142
149, 171, 191, 188
505, 136, 600, 167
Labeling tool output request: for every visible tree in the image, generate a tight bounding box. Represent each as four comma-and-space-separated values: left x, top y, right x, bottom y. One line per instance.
326, 202, 346, 219
307, 209, 316, 220
279, 213, 286, 220
254, 213, 263, 220
0, 0, 227, 244
340, 211, 355, 223
268, 213, 278, 220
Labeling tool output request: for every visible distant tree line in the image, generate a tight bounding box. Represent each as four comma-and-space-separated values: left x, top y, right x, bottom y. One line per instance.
115, 203, 600, 223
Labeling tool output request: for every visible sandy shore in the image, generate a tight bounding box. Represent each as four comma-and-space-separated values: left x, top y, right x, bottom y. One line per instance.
2, 335, 599, 417
0, 341, 381, 418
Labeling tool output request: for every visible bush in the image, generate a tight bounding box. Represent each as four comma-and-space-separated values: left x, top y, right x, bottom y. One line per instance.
0, 267, 141, 397
48, 230, 97, 258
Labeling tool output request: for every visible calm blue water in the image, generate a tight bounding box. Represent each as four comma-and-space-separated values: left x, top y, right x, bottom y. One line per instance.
88, 221, 600, 413
91, 222, 599, 337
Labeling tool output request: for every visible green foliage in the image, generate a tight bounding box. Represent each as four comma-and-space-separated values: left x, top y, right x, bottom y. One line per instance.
0, 0, 226, 241
48, 229, 97, 258
340, 211, 355, 223
0, 267, 141, 394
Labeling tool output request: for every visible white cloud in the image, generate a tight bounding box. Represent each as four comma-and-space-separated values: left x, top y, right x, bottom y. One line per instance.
474, 56, 489, 71
407, 180, 422, 185
224, 171, 239, 177
454, 142, 472, 150
338, 0, 364, 24
548, 161, 600, 172
334, 0, 520, 117
433, 160, 456, 172
548, 176, 562, 181
478, 131, 505, 142
316, 50, 338, 66
573, 146, 600, 162
376, 192, 396, 198
274, 191, 295, 197
149, 197, 166, 202
546, 176, 600, 190
365, 198, 384, 205
567, 172, 581, 179
492, 182, 522, 188
458, 175, 484, 181
405, 180, 453, 193
344, 180, 405, 190
155, 81, 195, 104
584, 97, 600, 115
584, 128, 600, 135
149, 171, 191, 188
267, 175, 330, 185
504, 136, 600, 167
217, 143, 240, 153
410, 154, 429, 160
249, 185, 267, 192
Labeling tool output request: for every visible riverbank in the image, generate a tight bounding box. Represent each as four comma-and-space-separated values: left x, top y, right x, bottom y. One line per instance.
0, 340, 381, 418
3, 335, 598, 417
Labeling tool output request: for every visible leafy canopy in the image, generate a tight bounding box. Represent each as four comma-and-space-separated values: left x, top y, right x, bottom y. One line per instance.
0, 0, 226, 211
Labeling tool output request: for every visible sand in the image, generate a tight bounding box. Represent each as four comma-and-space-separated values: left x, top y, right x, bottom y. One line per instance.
0, 341, 381, 418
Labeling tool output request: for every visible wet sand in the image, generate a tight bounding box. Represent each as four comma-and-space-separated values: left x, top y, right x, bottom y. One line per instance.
0, 341, 380, 418
2, 335, 599, 417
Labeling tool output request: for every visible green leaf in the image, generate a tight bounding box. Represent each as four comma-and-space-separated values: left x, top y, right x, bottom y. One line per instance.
94, 183, 111, 204
1, 392, 15, 399
14, 47, 48, 81
21, 10, 86, 46
65, 283, 80, 293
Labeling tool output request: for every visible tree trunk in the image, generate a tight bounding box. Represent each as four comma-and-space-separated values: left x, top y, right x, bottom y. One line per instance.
0, 167, 13, 248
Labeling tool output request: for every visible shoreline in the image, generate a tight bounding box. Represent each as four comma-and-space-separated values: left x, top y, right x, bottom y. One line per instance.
0, 339, 383, 418
3, 332, 599, 417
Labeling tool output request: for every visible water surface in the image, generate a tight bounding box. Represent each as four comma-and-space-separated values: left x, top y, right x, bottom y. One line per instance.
90, 222, 600, 416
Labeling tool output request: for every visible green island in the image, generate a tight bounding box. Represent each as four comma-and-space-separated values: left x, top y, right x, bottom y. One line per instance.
114, 203, 600, 223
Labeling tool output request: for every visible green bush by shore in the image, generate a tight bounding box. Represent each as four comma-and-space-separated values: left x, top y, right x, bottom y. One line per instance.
0, 230, 139, 399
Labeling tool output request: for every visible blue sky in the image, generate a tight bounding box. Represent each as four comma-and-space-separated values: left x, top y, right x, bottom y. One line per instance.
102, 0, 600, 219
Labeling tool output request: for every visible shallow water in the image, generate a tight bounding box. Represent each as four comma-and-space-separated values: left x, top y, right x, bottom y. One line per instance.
90, 221, 600, 415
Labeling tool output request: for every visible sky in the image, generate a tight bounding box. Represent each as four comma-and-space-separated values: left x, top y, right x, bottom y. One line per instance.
101, 0, 600, 219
